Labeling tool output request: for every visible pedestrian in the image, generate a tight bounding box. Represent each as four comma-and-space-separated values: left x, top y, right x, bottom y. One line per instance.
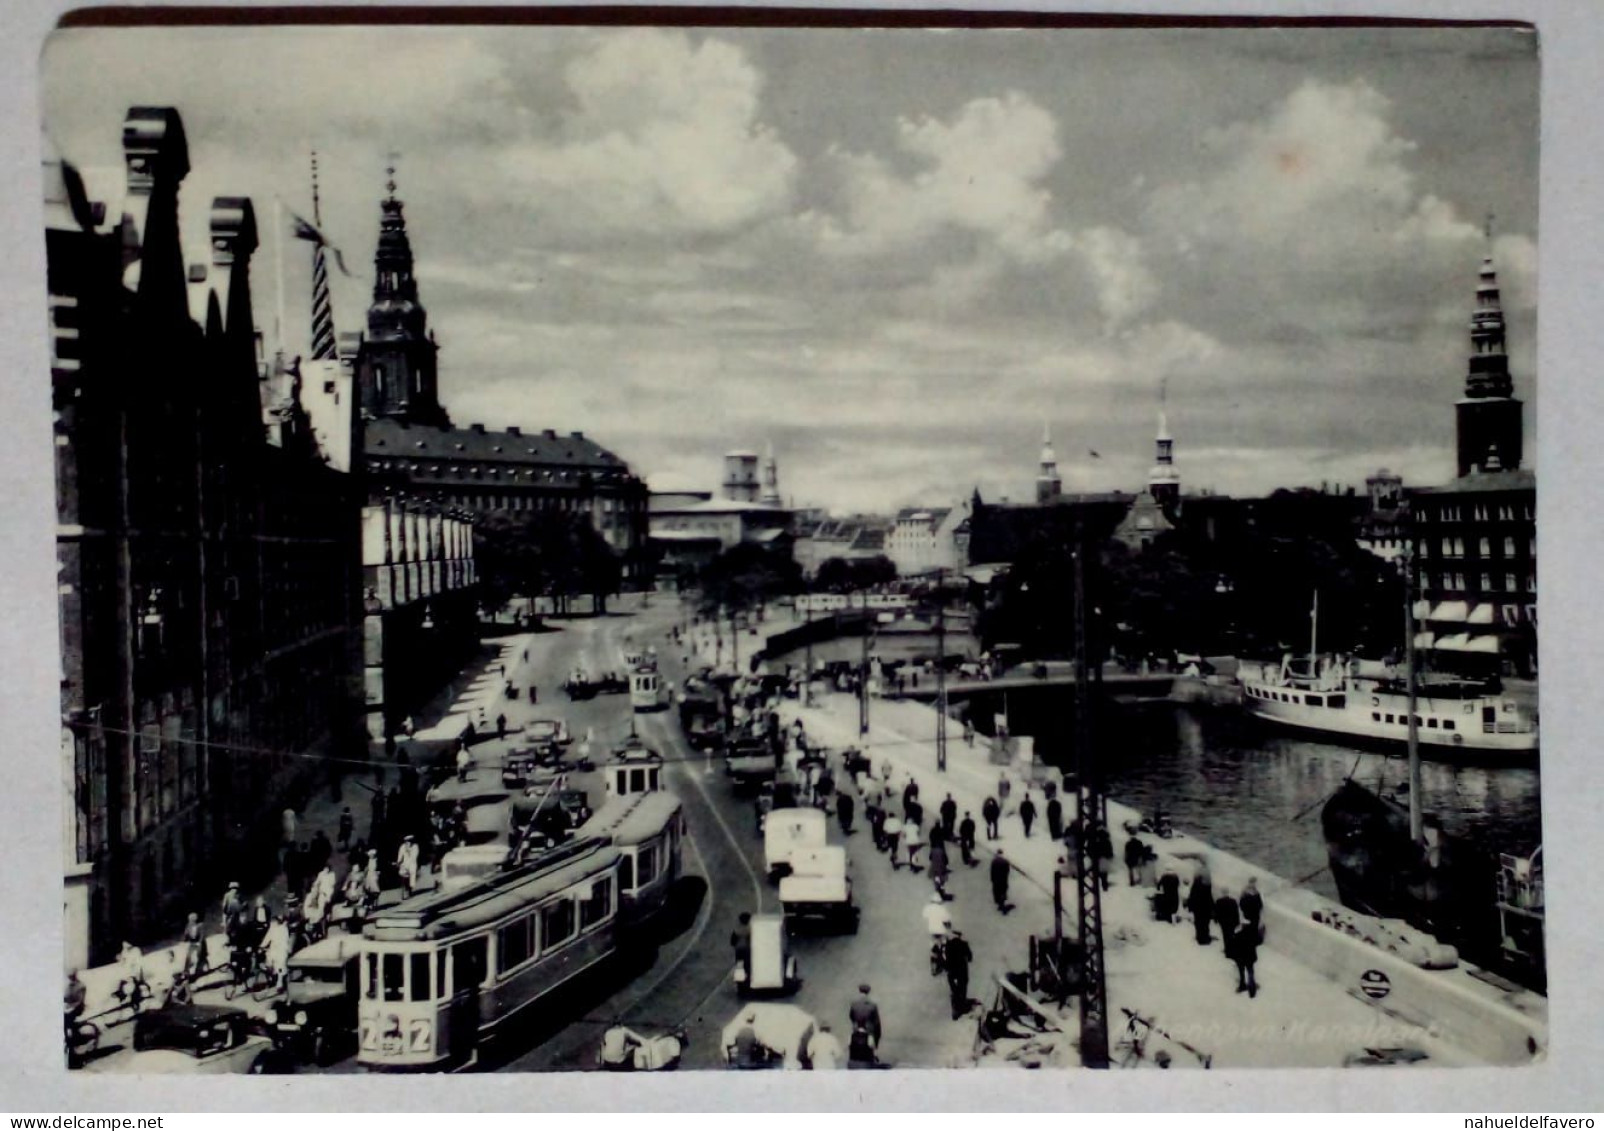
181, 912, 205, 978
836, 791, 855, 836
807, 1023, 845, 1070
1019, 794, 1037, 838
962, 718, 975, 747
1046, 795, 1063, 841
905, 817, 926, 873
1155, 869, 1181, 923
221, 880, 243, 930
906, 797, 924, 832
939, 794, 957, 838
927, 820, 947, 854
943, 929, 974, 1020
731, 1011, 766, 1069
1232, 922, 1260, 997
1124, 834, 1146, 886
928, 842, 950, 899
1214, 888, 1241, 947
848, 984, 882, 1067
285, 842, 307, 898
902, 779, 920, 821
311, 830, 333, 872
923, 892, 952, 972
868, 804, 887, 852
496, 713, 507, 740
456, 744, 471, 783
337, 807, 354, 852
958, 812, 978, 866
1239, 877, 1264, 939
397, 834, 421, 899
363, 849, 383, 908
281, 806, 298, 848
1092, 824, 1115, 891
997, 773, 1011, 806
981, 796, 1001, 840
1187, 864, 1215, 945
990, 850, 1011, 912
730, 911, 752, 976
883, 814, 904, 870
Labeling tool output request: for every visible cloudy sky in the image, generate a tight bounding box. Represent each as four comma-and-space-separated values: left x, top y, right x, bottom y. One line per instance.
41, 22, 1538, 512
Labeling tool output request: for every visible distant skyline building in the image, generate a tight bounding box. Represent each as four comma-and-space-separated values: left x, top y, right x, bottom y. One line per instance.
723, 450, 761, 503
1456, 227, 1525, 478
1036, 423, 1062, 505
760, 441, 782, 507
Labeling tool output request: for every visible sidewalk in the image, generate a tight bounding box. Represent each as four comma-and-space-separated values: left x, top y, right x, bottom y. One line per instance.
76, 632, 543, 1023
681, 623, 1501, 1067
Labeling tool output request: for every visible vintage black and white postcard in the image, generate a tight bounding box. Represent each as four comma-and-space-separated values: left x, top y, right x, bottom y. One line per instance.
10, 0, 1603, 1112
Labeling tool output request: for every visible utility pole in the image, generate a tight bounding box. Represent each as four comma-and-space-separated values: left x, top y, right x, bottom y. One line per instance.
1404, 547, 1423, 842
1072, 529, 1110, 1068
803, 596, 814, 707
859, 615, 871, 737
935, 568, 947, 771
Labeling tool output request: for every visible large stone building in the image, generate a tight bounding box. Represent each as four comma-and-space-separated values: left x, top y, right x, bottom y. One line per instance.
51, 110, 364, 966
325, 173, 650, 577
649, 449, 795, 578
1409, 244, 1537, 676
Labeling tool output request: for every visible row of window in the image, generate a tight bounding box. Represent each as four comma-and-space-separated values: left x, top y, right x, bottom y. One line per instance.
1420, 503, 1531, 523
1245, 686, 1346, 709
364, 877, 614, 1003
1421, 572, 1535, 596
1433, 536, 1534, 560
1371, 711, 1457, 732
369, 458, 634, 489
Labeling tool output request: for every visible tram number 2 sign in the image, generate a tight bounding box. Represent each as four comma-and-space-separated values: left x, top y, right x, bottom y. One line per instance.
1359, 969, 1392, 1001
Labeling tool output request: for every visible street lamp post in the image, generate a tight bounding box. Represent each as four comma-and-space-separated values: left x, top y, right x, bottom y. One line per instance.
935, 568, 947, 772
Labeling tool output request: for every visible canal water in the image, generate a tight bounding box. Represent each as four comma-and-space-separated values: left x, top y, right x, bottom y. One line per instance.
765, 630, 1543, 898
1094, 703, 1543, 901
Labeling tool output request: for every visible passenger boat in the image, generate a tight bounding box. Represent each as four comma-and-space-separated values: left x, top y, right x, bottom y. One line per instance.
1315, 585, 1545, 992
1240, 657, 1537, 759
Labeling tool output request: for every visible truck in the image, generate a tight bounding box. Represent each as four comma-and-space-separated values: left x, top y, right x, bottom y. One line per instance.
724, 735, 776, 793
778, 845, 859, 933
763, 807, 828, 882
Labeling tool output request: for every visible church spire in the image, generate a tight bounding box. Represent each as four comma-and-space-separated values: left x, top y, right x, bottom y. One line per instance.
1036, 421, 1061, 504
1454, 222, 1523, 477
1149, 380, 1180, 510
356, 155, 446, 426
760, 439, 781, 507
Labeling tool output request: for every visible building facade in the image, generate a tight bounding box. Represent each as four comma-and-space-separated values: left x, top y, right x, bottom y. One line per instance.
360, 501, 479, 739
1409, 247, 1537, 676
340, 177, 650, 577
51, 109, 364, 966
885, 505, 967, 576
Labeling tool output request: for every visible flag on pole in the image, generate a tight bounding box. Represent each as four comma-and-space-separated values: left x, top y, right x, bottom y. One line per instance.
289, 210, 354, 278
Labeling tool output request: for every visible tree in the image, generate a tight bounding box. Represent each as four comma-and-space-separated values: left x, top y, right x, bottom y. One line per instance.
697, 542, 802, 619
813, 554, 898, 593
473, 509, 622, 618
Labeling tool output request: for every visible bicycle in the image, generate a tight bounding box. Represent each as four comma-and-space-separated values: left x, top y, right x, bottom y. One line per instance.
1113, 1008, 1152, 1068
64, 1015, 100, 1067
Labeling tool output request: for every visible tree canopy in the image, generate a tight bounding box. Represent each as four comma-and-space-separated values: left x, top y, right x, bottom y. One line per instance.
695, 542, 802, 618
473, 509, 622, 616
812, 554, 898, 593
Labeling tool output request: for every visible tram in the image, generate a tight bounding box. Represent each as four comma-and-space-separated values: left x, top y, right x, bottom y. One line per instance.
358, 740, 686, 1070
357, 838, 624, 1070
581, 790, 686, 926
629, 666, 668, 713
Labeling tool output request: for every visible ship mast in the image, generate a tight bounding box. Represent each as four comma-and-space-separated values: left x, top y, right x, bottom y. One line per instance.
1309, 590, 1319, 673
1404, 550, 1423, 841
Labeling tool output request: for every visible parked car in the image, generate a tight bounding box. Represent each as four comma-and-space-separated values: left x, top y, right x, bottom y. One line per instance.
82, 1004, 275, 1074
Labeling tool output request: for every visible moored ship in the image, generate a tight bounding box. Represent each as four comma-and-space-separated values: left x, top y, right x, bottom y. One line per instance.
1239, 654, 1537, 760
